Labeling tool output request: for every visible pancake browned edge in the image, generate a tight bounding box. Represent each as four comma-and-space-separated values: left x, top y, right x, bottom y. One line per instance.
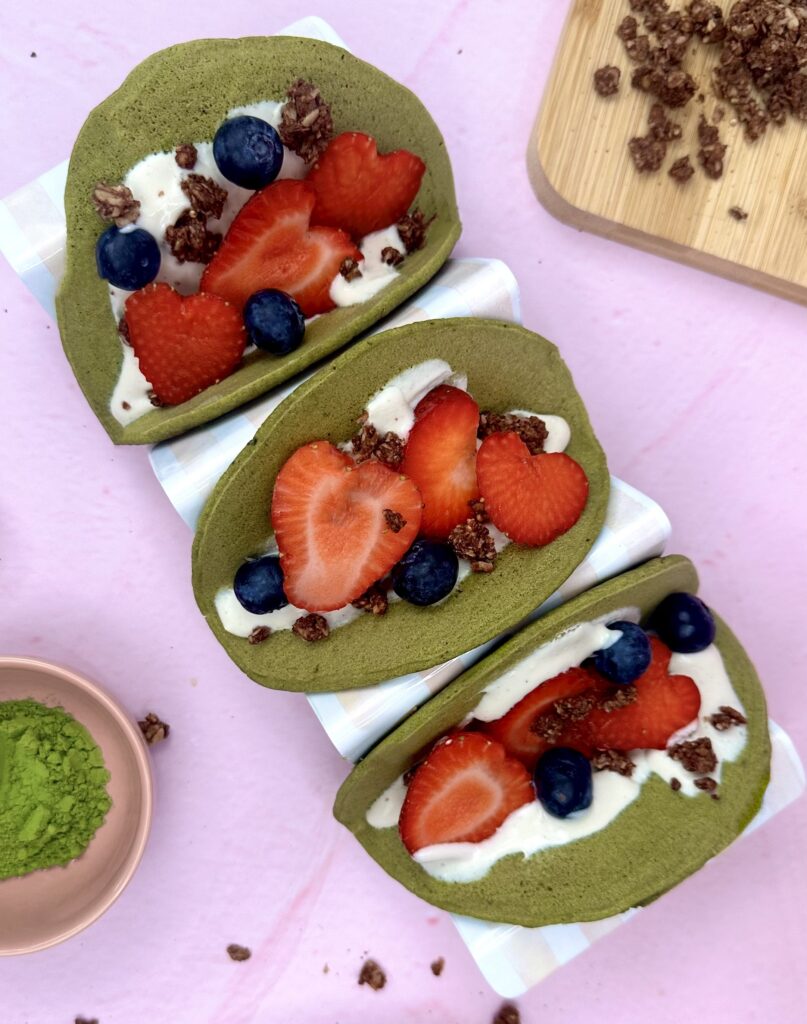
192, 319, 609, 691
57, 35, 461, 444
333, 555, 770, 926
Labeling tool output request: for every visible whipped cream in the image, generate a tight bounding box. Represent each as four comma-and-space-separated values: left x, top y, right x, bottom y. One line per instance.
215, 359, 572, 640
108, 100, 404, 426
366, 622, 748, 884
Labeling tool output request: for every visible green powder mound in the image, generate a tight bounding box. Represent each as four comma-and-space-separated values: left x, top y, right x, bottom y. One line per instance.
0, 700, 111, 881
57, 35, 461, 445
333, 556, 771, 927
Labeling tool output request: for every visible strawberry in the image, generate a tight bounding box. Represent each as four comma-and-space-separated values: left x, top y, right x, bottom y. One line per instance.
124, 283, 245, 406
201, 179, 361, 317
482, 667, 605, 770
307, 132, 426, 239
399, 732, 534, 853
568, 637, 701, 752
271, 441, 422, 611
476, 432, 589, 546
400, 385, 480, 539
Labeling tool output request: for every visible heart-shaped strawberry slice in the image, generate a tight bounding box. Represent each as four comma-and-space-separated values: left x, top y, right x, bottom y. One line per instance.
476, 431, 589, 546
307, 132, 426, 239
124, 283, 245, 406
271, 441, 423, 611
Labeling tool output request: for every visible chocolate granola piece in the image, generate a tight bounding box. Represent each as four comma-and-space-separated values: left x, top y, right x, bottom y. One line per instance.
278, 78, 334, 162
697, 114, 727, 178
468, 497, 490, 524
165, 210, 222, 264
669, 736, 718, 774
118, 316, 131, 345
148, 389, 164, 408
396, 209, 435, 253
138, 712, 170, 745
478, 411, 548, 454
688, 1, 726, 44
625, 35, 653, 62
430, 957, 445, 976
668, 154, 696, 182
292, 613, 329, 642
374, 432, 405, 469
617, 14, 639, 42
594, 65, 622, 96
729, 205, 749, 220
591, 750, 636, 777
649, 102, 682, 140
383, 508, 407, 533
352, 581, 389, 616
493, 1003, 521, 1024
600, 685, 638, 712
709, 705, 748, 730
656, 66, 698, 107
181, 173, 227, 219
351, 422, 380, 461
227, 944, 252, 962
694, 775, 718, 793
175, 143, 198, 169
358, 958, 386, 990
248, 626, 271, 645
381, 245, 405, 267
448, 518, 496, 573
91, 181, 140, 227
670, 776, 682, 791
340, 257, 362, 281
628, 132, 668, 172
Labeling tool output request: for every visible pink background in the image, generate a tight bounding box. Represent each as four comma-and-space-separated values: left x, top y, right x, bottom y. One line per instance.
1, 2, 805, 1022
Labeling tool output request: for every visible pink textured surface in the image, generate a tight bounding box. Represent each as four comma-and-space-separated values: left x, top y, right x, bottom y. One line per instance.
1, 3, 805, 1022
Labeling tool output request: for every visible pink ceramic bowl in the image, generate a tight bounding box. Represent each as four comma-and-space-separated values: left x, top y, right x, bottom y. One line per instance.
0, 657, 153, 955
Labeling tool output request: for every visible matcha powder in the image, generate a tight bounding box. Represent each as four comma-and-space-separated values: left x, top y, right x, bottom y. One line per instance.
0, 700, 111, 880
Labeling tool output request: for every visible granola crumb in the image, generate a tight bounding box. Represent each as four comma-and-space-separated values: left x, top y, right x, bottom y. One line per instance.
374, 432, 405, 469
668, 155, 695, 182
670, 776, 682, 791
292, 613, 329, 642
478, 411, 548, 454
279, 78, 334, 162
248, 626, 271, 645
352, 581, 389, 616
713, 104, 725, 123
594, 65, 622, 96
697, 115, 727, 179
165, 210, 221, 264
138, 712, 170, 745
669, 736, 718, 774
181, 173, 227, 219
468, 497, 490, 524
728, 205, 748, 221
709, 705, 748, 730
430, 956, 445, 976
323, 963, 330, 974
493, 1003, 521, 1024
350, 423, 405, 468
148, 389, 164, 408
75, 1018, 98, 1024
121, 401, 131, 411
448, 519, 496, 572
383, 508, 406, 533
226, 944, 251, 962
358, 958, 386, 990
591, 749, 636, 777
91, 182, 140, 227
396, 209, 435, 252
600, 685, 638, 712
694, 776, 719, 795
174, 143, 198, 169
555, 694, 596, 721
380, 245, 405, 267
340, 257, 362, 281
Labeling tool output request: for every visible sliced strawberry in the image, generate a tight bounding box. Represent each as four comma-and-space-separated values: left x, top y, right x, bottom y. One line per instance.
200, 179, 361, 316
476, 432, 589, 546
400, 385, 480, 539
399, 732, 534, 853
124, 283, 245, 406
568, 637, 701, 752
271, 441, 422, 611
307, 132, 426, 239
482, 667, 605, 770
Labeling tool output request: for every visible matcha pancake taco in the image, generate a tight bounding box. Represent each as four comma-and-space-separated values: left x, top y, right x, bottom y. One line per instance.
57, 35, 460, 444
192, 318, 610, 692
333, 556, 770, 927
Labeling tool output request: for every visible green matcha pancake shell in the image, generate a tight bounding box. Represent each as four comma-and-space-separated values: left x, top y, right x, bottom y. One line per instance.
192, 318, 610, 692
57, 36, 461, 445
333, 555, 771, 927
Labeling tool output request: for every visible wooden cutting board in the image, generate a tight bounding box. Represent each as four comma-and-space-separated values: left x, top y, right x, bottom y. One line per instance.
528, 0, 807, 305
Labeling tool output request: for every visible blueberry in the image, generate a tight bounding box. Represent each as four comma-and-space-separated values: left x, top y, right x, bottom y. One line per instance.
234, 555, 288, 614
391, 540, 459, 606
650, 592, 716, 653
95, 226, 160, 290
534, 747, 593, 819
213, 115, 284, 190
593, 620, 651, 685
243, 290, 306, 355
